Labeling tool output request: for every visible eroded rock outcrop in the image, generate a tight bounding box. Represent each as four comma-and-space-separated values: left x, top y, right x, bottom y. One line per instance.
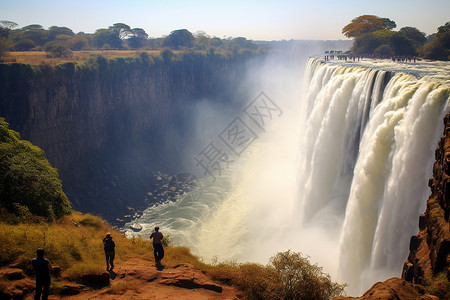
401, 113, 450, 297
332, 278, 439, 300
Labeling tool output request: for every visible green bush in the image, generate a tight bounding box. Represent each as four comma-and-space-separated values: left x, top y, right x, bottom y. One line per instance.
0, 118, 72, 220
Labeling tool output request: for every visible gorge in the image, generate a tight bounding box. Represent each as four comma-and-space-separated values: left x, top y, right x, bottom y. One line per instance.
128, 57, 450, 295
1, 49, 449, 296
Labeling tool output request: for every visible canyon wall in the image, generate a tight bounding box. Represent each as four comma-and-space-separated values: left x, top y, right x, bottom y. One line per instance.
402, 113, 450, 297
0, 52, 255, 220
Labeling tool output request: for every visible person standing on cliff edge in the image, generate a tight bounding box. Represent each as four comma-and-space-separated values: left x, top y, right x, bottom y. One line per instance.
31, 248, 53, 300
103, 233, 115, 271
150, 226, 164, 266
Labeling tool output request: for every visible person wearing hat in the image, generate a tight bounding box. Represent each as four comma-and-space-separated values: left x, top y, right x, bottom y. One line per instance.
103, 233, 115, 271
31, 248, 53, 300
150, 226, 164, 265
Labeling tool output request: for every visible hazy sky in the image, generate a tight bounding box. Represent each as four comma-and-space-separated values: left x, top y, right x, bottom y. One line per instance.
1, 0, 449, 40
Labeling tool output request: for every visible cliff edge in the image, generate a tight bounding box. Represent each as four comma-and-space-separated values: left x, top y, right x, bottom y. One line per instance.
402, 113, 450, 298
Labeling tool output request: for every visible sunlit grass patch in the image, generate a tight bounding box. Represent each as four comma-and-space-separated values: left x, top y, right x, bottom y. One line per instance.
106, 282, 141, 294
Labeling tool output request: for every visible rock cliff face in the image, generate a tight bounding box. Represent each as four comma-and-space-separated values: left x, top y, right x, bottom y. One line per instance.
0, 53, 254, 220
401, 113, 450, 297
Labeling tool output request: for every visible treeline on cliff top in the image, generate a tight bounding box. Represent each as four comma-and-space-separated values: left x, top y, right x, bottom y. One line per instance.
0, 117, 72, 221
0, 17, 449, 61
342, 15, 450, 60
0, 21, 261, 60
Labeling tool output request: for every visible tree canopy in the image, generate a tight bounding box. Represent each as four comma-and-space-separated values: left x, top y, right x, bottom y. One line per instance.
163, 29, 195, 49
0, 118, 72, 220
0, 21, 260, 58
342, 15, 396, 39
421, 21, 450, 60
342, 15, 450, 60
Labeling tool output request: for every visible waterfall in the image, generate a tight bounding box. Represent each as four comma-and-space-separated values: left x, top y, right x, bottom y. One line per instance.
127, 56, 450, 296
301, 58, 450, 294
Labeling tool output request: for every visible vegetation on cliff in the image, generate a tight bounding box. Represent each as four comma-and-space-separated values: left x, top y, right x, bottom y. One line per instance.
343, 15, 450, 60
0, 21, 261, 62
0, 211, 346, 299
0, 118, 71, 220
207, 250, 346, 300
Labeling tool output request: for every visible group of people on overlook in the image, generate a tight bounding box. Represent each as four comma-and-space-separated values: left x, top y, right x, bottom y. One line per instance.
31, 226, 164, 299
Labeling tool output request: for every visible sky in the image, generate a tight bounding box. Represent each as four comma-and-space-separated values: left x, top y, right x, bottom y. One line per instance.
1, 0, 449, 41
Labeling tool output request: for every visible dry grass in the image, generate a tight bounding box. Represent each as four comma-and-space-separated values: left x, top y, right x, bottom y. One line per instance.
0, 213, 348, 299
104, 282, 141, 295
3, 50, 167, 66
0, 211, 201, 280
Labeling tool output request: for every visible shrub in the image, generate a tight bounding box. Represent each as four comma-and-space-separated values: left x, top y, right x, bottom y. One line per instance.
270, 250, 346, 300
0, 118, 72, 220
77, 215, 102, 228
427, 271, 450, 299
206, 250, 346, 300
237, 263, 280, 300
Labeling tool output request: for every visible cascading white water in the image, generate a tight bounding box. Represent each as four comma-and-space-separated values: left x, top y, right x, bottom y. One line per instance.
301, 58, 450, 294
126, 57, 450, 296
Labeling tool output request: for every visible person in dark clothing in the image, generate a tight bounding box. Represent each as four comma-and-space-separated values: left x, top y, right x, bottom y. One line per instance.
103, 233, 115, 271
150, 226, 164, 265
31, 248, 53, 300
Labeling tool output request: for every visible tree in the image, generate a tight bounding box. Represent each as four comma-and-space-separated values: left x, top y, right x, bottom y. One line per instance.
0, 118, 72, 220
352, 29, 392, 55
230, 37, 256, 50
161, 48, 175, 62
270, 250, 346, 300
399, 27, 426, 48
12, 38, 36, 51
93, 23, 132, 49
109, 23, 132, 40
48, 26, 74, 41
163, 29, 195, 49
382, 18, 397, 30
0, 38, 10, 61
67, 34, 89, 50
132, 28, 148, 39
44, 40, 72, 57
93, 28, 122, 49
391, 32, 417, 56
0, 20, 18, 30
352, 29, 418, 57
437, 21, 450, 48
21, 24, 43, 31
20, 24, 48, 46
127, 28, 148, 49
0, 20, 17, 61
374, 44, 394, 57
421, 21, 450, 60
342, 15, 396, 39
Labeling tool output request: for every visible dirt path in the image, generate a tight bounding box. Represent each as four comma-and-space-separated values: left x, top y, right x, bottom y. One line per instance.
20, 258, 241, 299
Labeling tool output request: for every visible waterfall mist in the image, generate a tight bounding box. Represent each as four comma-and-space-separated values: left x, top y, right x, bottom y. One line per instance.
126, 53, 450, 296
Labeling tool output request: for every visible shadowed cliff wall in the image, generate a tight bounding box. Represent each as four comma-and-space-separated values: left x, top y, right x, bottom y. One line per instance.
0, 52, 256, 220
